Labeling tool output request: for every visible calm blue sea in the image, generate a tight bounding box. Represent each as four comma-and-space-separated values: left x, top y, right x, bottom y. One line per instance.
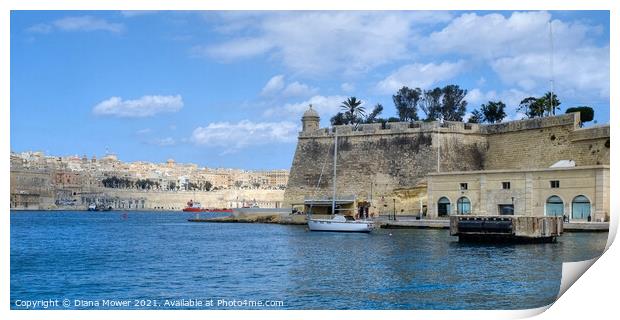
10, 211, 607, 310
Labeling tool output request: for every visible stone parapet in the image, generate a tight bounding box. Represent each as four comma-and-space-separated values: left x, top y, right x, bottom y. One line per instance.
570, 125, 610, 142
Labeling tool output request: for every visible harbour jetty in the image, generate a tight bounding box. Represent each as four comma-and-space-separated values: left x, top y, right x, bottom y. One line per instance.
449, 215, 563, 243
380, 217, 608, 232
188, 208, 306, 225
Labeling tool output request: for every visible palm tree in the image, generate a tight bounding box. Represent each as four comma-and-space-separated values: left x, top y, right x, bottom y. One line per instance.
340, 97, 366, 127
541, 92, 561, 116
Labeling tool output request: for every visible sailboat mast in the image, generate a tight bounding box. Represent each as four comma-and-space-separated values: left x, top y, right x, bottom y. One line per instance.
332, 129, 338, 215
549, 20, 556, 115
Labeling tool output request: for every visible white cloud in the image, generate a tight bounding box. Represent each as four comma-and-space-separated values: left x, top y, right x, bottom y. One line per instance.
193, 37, 273, 60
260, 75, 317, 97
465, 88, 499, 106
421, 11, 609, 102
191, 120, 298, 152
282, 81, 318, 97
341, 83, 355, 93
491, 47, 610, 99
136, 128, 152, 135
120, 11, 158, 18
424, 11, 594, 60
198, 11, 453, 75
26, 23, 52, 34
93, 95, 183, 117
263, 95, 348, 120
151, 137, 176, 146
260, 75, 285, 96
52, 16, 125, 33
376, 61, 467, 94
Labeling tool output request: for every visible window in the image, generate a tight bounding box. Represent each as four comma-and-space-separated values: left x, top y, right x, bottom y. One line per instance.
457, 197, 471, 214
550, 180, 560, 188
498, 204, 514, 215
460, 183, 468, 190
502, 182, 511, 189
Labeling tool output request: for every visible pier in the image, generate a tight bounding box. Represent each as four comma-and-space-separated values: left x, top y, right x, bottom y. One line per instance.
449, 215, 563, 243
188, 208, 306, 225
380, 217, 608, 232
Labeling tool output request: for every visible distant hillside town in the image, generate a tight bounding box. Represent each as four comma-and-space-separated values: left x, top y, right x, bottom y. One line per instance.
10, 151, 288, 210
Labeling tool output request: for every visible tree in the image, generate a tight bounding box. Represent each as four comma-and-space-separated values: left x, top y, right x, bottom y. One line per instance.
519, 92, 561, 118
340, 97, 366, 127
330, 112, 346, 126
440, 85, 468, 121
480, 101, 507, 123
518, 97, 546, 118
566, 106, 594, 127
168, 181, 176, 191
541, 92, 561, 116
468, 109, 484, 123
420, 87, 442, 121
392, 86, 421, 122
365, 104, 384, 123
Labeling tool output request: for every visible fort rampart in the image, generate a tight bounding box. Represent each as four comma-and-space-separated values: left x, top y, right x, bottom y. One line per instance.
283, 112, 610, 214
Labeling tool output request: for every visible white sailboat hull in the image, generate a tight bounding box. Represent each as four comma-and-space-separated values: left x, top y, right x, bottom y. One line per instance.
308, 218, 375, 233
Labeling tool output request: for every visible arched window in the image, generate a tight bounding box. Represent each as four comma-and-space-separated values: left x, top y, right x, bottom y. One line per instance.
457, 197, 471, 215
437, 197, 451, 217
572, 195, 591, 220
545, 196, 564, 217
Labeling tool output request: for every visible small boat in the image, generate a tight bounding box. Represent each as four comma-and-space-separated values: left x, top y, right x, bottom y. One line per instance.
88, 203, 112, 211
182, 200, 205, 212
308, 214, 375, 232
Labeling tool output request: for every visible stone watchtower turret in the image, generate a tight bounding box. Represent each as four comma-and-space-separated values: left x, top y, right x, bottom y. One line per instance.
301, 104, 320, 132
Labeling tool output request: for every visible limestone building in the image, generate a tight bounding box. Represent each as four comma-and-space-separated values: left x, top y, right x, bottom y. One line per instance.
426, 165, 609, 221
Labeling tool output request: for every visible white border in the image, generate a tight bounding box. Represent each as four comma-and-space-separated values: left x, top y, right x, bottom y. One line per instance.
1, 1, 617, 320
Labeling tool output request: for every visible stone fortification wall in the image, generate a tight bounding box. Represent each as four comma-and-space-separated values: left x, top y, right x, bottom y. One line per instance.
283, 112, 610, 214
284, 121, 488, 209
483, 113, 610, 169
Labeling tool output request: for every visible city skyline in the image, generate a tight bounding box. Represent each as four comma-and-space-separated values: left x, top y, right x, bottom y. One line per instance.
11, 11, 610, 169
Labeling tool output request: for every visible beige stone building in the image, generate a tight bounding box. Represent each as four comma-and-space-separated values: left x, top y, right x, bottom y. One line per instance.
426, 165, 609, 222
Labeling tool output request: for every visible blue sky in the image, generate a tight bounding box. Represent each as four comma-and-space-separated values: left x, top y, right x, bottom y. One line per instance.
10, 11, 610, 169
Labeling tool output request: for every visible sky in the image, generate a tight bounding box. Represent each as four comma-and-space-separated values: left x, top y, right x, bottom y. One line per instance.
10, 11, 610, 169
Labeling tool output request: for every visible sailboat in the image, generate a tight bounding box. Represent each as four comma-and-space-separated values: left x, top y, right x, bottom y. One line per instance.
307, 129, 375, 233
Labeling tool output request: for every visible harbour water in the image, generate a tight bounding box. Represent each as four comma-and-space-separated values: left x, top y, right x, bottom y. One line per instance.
10, 211, 608, 310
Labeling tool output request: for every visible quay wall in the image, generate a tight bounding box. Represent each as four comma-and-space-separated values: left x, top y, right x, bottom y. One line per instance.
10, 187, 285, 211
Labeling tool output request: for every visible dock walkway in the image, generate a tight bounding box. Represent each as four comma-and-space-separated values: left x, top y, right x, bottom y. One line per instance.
380, 217, 608, 232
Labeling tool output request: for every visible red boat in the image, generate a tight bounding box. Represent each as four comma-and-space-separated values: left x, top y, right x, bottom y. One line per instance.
182, 200, 206, 212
